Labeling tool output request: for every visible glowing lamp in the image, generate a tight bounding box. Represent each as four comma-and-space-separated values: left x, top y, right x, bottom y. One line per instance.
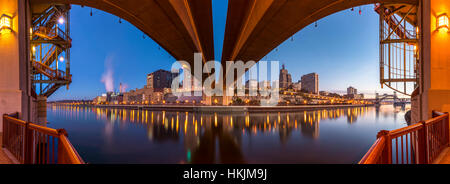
58, 17, 65, 24
0, 14, 12, 33
59, 56, 65, 62
437, 13, 449, 32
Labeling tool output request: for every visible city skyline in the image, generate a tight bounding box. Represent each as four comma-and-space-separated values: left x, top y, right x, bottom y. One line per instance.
49, 3, 406, 101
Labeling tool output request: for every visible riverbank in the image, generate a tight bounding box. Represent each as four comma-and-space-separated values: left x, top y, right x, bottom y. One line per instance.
56, 104, 374, 113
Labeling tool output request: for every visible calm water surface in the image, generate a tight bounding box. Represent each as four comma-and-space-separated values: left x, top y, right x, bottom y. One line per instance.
47, 105, 409, 164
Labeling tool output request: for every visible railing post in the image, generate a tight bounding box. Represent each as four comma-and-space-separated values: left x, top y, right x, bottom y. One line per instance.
24, 122, 33, 164
57, 129, 68, 164
377, 130, 391, 164
418, 121, 428, 164
2, 114, 6, 148
446, 113, 450, 147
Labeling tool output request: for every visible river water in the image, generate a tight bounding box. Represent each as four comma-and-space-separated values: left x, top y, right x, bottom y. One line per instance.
47, 105, 410, 164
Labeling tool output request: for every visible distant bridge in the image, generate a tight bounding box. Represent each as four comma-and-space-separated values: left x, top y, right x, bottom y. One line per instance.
374, 92, 410, 106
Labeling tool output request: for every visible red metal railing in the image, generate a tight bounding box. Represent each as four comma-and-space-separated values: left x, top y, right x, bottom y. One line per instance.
360, 111, 450, 164
2, 113, 84, 164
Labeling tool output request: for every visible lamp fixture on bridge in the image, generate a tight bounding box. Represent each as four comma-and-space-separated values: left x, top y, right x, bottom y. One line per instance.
58, 17, 65, 24
59, 56, 65, 62
0, 14, 12, 33
437, 13, 449, 32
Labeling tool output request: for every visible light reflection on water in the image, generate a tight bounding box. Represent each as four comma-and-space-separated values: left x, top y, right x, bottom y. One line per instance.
47, 105, 409, 164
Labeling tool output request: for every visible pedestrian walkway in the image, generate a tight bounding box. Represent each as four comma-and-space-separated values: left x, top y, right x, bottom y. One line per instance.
435, 148, 450, 164
0, 134, 13, 164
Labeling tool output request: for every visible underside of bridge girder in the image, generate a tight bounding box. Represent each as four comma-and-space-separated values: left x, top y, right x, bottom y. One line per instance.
30, 0, 215, 64
221, 0, 419, 63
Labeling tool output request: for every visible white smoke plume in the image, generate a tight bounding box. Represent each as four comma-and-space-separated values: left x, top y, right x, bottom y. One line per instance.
101, 55, 115, 92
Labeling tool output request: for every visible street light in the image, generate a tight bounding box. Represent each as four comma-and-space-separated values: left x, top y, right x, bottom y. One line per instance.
437, 13, 449, 32
0, 14, 12, 33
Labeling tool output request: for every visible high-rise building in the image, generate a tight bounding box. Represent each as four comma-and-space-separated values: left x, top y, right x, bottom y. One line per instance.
347, 86, 357, 95
245, 79, 258, 90
147, 69, 176, 92
279, 64, 292, 89
301, 73, 319, 94
259, 80, 271, 90
292, 80, 302, 91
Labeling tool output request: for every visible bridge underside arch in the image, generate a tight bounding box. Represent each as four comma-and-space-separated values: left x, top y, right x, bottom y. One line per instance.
30, 0, 215, 64
222, 0, 419, 62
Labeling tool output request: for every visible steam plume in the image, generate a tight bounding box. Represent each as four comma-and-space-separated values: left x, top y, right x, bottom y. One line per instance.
101, 55, 114, 92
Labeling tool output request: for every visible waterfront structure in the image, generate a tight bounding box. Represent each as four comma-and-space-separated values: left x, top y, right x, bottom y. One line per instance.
319, 91, 330, 96
279, 64, 292, 89
147, 69, 177, 92
108, 92, 124, 104
259, 81, 271, 90
301, 73, 319, 94
347, 86, 357, 95
93, 94, 107, 104
123, 87, 165, 104
245, 79, 258, 91
345, 94, 364, 100
292, 81, 302, 91
346, 86, 363, 99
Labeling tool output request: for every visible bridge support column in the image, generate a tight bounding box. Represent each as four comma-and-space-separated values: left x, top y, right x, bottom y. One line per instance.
36, 96, 47, 125
413, 0, 450, 123
0, 0, 33, 132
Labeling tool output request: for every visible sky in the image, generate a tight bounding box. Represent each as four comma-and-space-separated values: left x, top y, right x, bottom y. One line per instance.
49, 2, 403, 101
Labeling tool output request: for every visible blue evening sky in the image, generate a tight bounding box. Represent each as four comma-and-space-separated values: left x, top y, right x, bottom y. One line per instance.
49, 2, 398, 101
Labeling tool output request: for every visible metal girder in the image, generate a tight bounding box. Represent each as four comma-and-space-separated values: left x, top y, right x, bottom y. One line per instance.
381, 39, 418, 44
378, 3, 419, 96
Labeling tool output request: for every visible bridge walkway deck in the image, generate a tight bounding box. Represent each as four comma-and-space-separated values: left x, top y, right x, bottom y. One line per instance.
434, 147, 450, 164
0, 134, 13, 164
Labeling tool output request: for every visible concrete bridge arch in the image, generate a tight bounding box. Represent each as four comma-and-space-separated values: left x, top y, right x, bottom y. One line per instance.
31, 0, 215, 64
221, 0, 418, 62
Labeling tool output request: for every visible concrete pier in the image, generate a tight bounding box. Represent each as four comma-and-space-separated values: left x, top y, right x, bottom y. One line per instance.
37, 96, 47, 125
0, 0, 32, 132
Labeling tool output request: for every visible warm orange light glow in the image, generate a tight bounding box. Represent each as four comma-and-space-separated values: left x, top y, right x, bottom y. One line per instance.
0, 14, 12, 33
437, 13, 449, 32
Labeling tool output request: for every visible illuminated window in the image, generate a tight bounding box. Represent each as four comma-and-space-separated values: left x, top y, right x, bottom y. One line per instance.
437, 13, 449, 32
0, 14, 12, 33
